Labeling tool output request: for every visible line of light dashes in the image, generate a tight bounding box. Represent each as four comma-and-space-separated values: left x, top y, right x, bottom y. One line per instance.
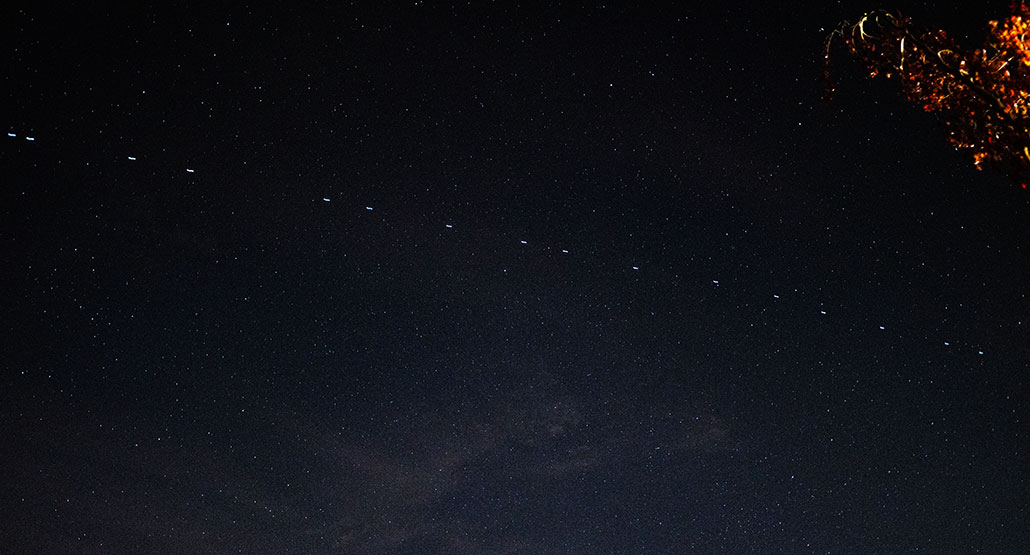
4, 130, 986, 355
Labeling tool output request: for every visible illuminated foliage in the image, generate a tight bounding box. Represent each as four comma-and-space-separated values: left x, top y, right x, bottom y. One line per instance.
823, 2, 1030, 187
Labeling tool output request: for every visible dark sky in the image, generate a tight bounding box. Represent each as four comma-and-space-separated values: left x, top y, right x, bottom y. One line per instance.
2, 2, 1028, 553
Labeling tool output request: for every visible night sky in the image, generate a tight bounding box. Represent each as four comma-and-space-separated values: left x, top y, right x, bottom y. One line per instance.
3, 2, 1029, 554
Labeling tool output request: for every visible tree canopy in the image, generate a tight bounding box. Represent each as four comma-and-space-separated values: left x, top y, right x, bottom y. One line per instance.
824, 2, 1030, 187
